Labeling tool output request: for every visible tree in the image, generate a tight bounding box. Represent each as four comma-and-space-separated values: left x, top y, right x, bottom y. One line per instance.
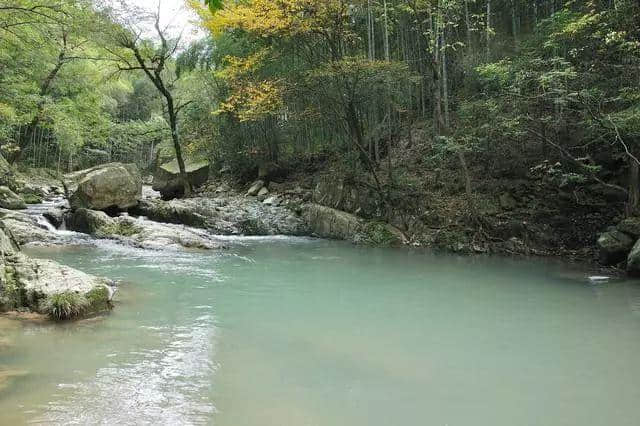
104, 2, 192, 197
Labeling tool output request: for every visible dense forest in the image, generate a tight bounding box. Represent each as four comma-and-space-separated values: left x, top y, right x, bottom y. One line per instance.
1, 0, 639, 261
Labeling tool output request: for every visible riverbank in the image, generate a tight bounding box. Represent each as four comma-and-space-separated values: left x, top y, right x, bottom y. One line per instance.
0, 157, 627, 323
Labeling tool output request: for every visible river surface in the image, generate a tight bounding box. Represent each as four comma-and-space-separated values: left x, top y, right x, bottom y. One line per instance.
1, 236, 640, 425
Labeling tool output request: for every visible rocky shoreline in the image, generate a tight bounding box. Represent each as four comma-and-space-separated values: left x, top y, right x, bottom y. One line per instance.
0, 159, 634, 321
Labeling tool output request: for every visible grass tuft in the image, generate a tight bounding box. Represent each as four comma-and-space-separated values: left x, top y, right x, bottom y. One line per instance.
41, 292, 89, 321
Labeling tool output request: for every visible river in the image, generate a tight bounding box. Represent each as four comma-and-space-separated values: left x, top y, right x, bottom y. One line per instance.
1, 232, 640, 425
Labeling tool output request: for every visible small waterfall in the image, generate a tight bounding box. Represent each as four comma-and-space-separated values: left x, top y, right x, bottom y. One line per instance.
35, 215, 57, 232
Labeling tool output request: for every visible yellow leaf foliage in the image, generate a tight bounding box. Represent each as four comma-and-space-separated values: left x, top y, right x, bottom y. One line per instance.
196, 0, 355, 39
216, 79, 284, 122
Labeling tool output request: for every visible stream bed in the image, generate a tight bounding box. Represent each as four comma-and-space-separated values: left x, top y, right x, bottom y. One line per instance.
1, 236, 640, 425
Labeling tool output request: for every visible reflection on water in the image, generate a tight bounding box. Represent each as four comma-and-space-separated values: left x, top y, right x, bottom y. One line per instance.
38, 314, 217, 425
0, 239, 639, 425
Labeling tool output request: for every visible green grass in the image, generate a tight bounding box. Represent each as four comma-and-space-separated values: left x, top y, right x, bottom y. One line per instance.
86, 286, 112, 312
41, 292, 89, 321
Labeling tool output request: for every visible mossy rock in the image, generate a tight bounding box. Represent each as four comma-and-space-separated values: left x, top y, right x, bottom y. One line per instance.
97, 220, 143, 238
355, 221, 407, 247
0, 186, 26, 210
20, 193, 42, 204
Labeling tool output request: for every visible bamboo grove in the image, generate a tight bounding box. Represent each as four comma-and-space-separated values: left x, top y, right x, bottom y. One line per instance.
1, 0, 640, 214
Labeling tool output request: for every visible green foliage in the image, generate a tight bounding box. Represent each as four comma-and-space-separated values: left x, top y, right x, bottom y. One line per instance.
41, 292, 90, 321
86, 286, 112, 313
356, 222, 401, 247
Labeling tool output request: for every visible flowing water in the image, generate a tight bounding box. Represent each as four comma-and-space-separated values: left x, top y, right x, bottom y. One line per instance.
1, 234, 640, 425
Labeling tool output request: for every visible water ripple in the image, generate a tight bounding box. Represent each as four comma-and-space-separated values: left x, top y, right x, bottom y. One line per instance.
33, 316, 217, 426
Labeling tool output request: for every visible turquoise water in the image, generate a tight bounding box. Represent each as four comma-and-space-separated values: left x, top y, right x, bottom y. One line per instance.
1, 238, 640, 425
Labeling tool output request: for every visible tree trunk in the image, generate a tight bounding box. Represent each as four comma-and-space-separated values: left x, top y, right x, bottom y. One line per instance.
627, 157, 640, 217
383, 0, 390, 61
442, 28, 450, 128
486, 0, 492, 61
166, 95, 191, 197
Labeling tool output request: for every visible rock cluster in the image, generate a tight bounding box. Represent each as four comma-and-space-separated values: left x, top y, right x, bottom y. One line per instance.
597, 217, 640, 276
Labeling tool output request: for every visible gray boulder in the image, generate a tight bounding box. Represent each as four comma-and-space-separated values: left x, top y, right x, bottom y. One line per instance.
43, 208, 65, 228
313, 177, 377, 217
627, 240, 640, 276
67, 208, 222, 251
64, 163, 142, 211
67, 208, 115, 235
617, 217, 640, 239
246, 180, 265, 196
0, 187, 26, 210
597, 229, 635, 265
0, 209, 56, 245
152, 158, 210, 200
304, 204, 362, 240
0, 223, 114, 317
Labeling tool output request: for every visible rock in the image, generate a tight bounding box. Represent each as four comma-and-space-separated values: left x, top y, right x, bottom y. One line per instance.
313, 177, 378, 217
65, 163, 142, 211
246, 180, 265, 196
20, 193, 43, 204
257, 186, 269, 201
0, 153, 16, 190
263, 196, 279, 206
0, 224, 114, 318
0, 187, 26, 210
617, 217, 640, 239
0, 209, 56, 245
216, 183, 231, 193
132, 196, 307, 237
597, 229, 634, 265
627, 240, 640, 276
304, 204, 362, 240
67, 209, 115, 235
354, 221, 407, 246
114, 216, 223, 251
131, 199, 210, 229
499, 192, 518, 210
152, 158, 210, 200
67, 208, 222, 251
43, 208, 65, 228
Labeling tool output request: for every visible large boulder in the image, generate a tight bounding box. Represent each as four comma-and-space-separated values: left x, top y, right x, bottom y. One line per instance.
64, 163, 142, 211
597, 229, 635, 265
152, 158, 210, 200
0, 187, 26, 210
304, 204, 363, 240
0, 223, 114, 318
313, 176, 378, 217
